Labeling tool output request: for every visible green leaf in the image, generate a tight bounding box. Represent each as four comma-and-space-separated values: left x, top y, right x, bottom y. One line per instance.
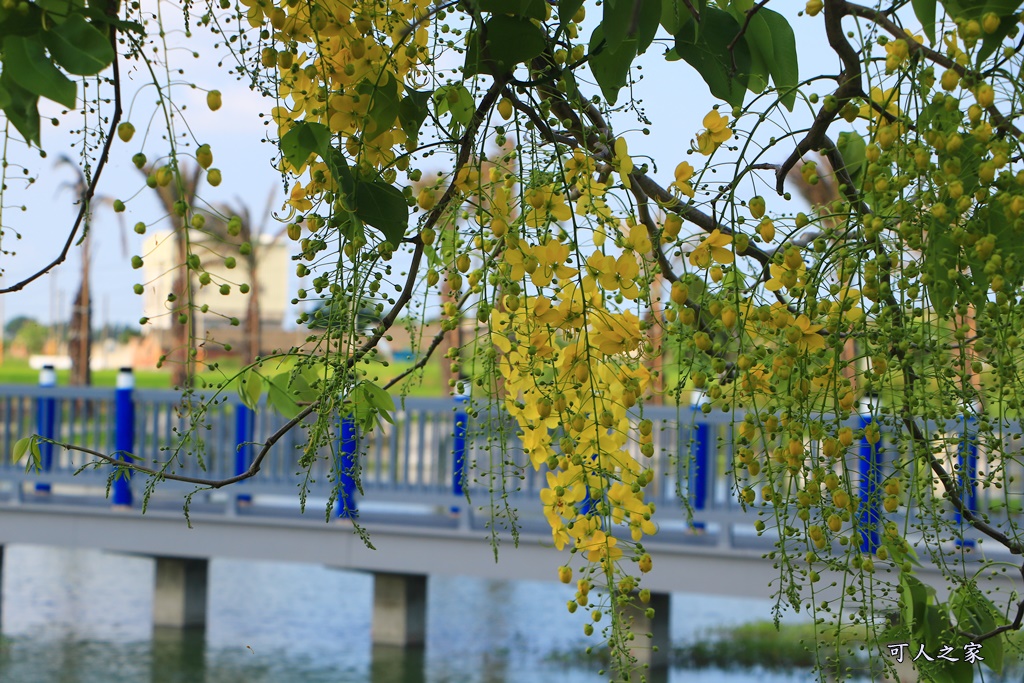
660, 0, 690, 35
900, 574, 930, 634
267, 372, 302, 419
357, 71, 399, 140
280, 121, 332, 169
674, 7, 750, 108
353, 180, 408, 246
4, 34, 77, 109
398, 88, 431, 144
237, 367, 263, 410
912, 0, 937, 44
950, 586, 1004, 673
1, 73, 40, 145
464, 15, 547, 76
34, 0, 85, 17
0, 2, 44, 36
42, 13, 113, 75
558, 0, 585, 26
360, 381, 395, 424
589, 26, 638, 105
757, 9, 798, 111
602, 0, 662, 54
477, 0, 547, 19
836, 131, 867, 188
12, 435, 32, 463
924, 225, 962, 318
603, 0, 633, 52
636, 0, 661, 55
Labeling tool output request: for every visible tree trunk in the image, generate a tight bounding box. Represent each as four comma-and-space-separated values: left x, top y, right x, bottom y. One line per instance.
69, 234, 91, 386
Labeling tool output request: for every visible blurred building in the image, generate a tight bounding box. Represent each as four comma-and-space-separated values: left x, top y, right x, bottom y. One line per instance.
139, 230, 294, 354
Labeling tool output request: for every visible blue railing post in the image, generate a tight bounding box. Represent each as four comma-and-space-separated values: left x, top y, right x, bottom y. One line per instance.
690, 390, 709, 530
112, 368, 135, 507
451, 394, 469, 514
955, 403, 980, 548
34, 365, 57, 493
235, 403, 254, 505
335, 415, 358, 518
858, 395, 881, 554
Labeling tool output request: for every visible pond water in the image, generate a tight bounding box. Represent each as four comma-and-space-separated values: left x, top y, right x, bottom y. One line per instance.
0, 545, 829, 682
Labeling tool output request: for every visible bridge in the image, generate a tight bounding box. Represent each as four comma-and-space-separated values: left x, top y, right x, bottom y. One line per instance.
0, 368, 1020, 667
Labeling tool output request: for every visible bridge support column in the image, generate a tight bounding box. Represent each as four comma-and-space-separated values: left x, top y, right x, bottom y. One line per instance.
153, 557, 208, 629
619, 591, 670, 673
372, 572, 427, 647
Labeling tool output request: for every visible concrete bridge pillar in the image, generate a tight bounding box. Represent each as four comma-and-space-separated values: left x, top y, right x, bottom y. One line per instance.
372, 572, 427, 646
619, 591, 671, 673
153, 557, 208, 629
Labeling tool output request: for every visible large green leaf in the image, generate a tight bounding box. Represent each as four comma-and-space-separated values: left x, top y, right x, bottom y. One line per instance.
673, 7, 750, 108
589, 26, 637, 105
836, 131, 867, 188
267, 372, 302, 419
358, 71, 399, 140
398, 88, 431, 144
0, 73, 40, 145
237, 367, 263, 410
280, 121, 332, 169
477, 0, 547, 19
353, 180, 408, 246
924, 222, 963, 317
4, 34, 76, 108
464, 15, 546, 76
42, 13, 113, 75
660, 0, 690, 35
758, 9, 798, 111
603, 0, 661, 55
912, 0, 937, 44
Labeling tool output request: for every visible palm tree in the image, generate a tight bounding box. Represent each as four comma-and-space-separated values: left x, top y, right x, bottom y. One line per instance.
138, 164, 203, 388
201, 193, 280, 363
57, 157, 96, 387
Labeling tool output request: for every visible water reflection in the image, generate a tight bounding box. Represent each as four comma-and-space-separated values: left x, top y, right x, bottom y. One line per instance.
0, 545, 825, 683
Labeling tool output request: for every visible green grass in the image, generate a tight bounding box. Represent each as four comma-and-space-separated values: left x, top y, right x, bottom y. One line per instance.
0, 355, 449, 397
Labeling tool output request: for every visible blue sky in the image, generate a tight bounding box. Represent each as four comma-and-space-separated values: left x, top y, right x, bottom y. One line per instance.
1, 6, 835, 331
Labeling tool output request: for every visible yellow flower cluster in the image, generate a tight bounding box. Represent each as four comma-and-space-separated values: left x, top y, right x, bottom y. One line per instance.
248, 0, 432, 210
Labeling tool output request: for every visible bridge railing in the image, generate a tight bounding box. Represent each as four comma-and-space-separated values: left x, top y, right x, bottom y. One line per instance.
4, 381, 1024, 544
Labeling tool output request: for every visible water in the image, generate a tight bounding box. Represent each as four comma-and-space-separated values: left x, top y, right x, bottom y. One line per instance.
0, 545, 820, 683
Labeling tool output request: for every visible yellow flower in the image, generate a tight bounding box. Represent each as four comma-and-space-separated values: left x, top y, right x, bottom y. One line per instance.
613, 137, 634, 189
530, 238, 578, 287
673, 161, 695, 197
793, 315, 826, 352
286, 182, 313, 212
859, 87, 900, 126
696, 110, 732, 155
688, 229, 733, 268
502, 245, 528, 281
524, 185, 572, 227
623, 223, 652, 253
577, 529, 623, 563
589, 309, 642, 356
541, 470, 585, 518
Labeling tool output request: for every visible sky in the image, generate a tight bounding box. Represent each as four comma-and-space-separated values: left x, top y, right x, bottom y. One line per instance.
0, 4, 836, 333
